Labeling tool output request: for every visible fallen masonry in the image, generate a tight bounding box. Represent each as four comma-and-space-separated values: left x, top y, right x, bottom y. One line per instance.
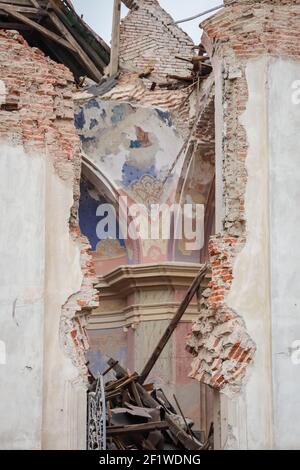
88, 357, 213, 451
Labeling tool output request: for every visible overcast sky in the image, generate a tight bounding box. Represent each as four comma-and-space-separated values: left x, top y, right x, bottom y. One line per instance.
72, 0, 222, 45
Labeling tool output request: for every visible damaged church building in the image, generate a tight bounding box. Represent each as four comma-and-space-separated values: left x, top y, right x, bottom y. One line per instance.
0, 0, 300, 451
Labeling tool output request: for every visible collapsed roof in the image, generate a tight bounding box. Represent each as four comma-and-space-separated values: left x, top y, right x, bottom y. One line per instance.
0, 0, 110, 82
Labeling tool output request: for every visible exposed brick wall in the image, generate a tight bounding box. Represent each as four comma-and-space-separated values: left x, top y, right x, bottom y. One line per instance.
120, 0, 194, 79
0, 29, 99, 378
187, 236, 256, 395
203, 1, 300, 63
188, 0, 300, 393
100, 70, 214, 141
61, 229, 99, 377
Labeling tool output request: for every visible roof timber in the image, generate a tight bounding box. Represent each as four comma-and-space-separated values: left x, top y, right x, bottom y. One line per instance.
0, 0, 110, 82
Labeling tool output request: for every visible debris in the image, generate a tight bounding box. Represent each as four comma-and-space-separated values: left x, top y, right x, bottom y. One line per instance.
139, 67, 154, 79
88, 358, 208, 451
167, 74, 194, 82
87, 266, 213, 451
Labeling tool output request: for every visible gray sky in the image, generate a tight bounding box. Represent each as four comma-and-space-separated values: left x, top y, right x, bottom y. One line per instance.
72, 0, 222, 45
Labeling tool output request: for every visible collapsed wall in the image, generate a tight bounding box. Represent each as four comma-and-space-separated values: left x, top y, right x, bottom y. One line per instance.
0, 29, 98, 449
187, 0, 300, 449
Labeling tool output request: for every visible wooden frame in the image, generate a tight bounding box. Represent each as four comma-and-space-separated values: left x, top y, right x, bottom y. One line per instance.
0, 0, 110, 82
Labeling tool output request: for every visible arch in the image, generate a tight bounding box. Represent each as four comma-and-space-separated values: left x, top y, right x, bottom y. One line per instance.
168, 89, 216, 263
80, 157, 142, 270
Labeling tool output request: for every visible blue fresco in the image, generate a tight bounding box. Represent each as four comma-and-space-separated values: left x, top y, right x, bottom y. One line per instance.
130, 139, 143, 149
74, 108, 86, 130
89, 118, 98, 130
86, 98, 100, 109
111, 104, 125, 125
156, 108, 173, 127
122, 163, 157, 187
79, 135, 96, 144
79, 179, 125, 250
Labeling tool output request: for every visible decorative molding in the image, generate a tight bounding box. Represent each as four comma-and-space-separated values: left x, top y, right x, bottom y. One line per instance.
88, 262, 210, 329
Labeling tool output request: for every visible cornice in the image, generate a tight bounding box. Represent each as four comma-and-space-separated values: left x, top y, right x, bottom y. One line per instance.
96, 262, 210, 296
88, 263, 211, 330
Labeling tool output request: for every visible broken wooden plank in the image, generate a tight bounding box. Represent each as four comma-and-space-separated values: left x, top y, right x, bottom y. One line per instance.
0, 5, 76, 52
103, 360, 119, 377
105, 371, 138, 390
167, 74, 194, 82
113, 437, 126, 450
173, 394, 195, 439
165, 415, 202, 450
105, 358, 202, 450
138, 264, 208, 384
106, 391, 122, 401
107, 421, 168, 437
134, 383, 201, 450
131, 380, 143, 407
107, 358, 131, 380
105, 375, 130, 392
114, 373, 138, 392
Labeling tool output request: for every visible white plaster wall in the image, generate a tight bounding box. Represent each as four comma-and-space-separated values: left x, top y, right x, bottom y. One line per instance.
0, 145, 45, 449
42, 159, 87, 450
218, 56, 300, 450
224, 57, 273, 450
0, 145, 87, 449
269, 58, 300, 449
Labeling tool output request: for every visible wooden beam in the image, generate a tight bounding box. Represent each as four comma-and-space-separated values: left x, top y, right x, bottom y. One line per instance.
47, 0, 108, 69
109, 0, 121, 76
103, 360, 119, 376
0, 5, 76, 52
138, 265, 208, 384
29, 0, 40, 7
131, 381, 143, 407
165, 415, 202, 450
0, 0, 37, 4
135, 381, 202, 450
47, 0, 103, 82
107, 421, 168, 436
0, 2, 42, 14
0, 21, 31, 29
